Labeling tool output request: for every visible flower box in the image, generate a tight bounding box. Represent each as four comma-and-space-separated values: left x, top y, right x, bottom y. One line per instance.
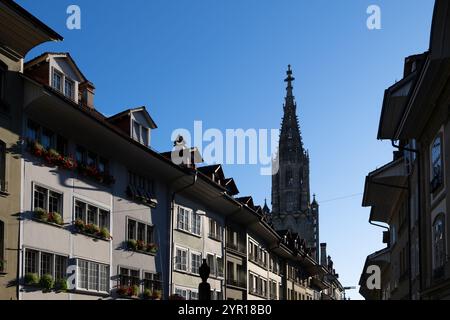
125, 240, 158, 255
74, 219, 111, 240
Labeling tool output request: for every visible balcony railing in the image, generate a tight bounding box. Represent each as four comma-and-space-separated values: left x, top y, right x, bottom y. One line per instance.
226, 277, 247, 289
226, 242, 246, 254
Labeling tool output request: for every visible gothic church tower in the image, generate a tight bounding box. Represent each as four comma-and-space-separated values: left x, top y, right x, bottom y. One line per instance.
271, 66, 320, 262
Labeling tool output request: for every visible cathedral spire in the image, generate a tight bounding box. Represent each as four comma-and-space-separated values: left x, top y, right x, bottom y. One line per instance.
285, 64, 295, 100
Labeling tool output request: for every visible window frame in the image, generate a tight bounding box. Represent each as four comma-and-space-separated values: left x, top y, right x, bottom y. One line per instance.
52, 68, 63, 92
73, 198, 111, 232
433, 214, 446, 272
32, 183, 63, 215
174, 246, 188, 272
126, 217, 154, 244
430, 132, 445, 195
76, 258, 109, 293
23, 248, 68, 281
176, 206, 191, 233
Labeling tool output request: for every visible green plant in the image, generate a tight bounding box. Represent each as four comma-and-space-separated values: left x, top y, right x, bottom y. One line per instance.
146, 243, 158, 254
143, 289, 152, 300
152, 289, 162, 300
99, 227, 110, 239
127, 239, 137, 250
40, 274, 54, 291
85, 223, 100, 235
55, 278, 68, 292
74, 219, 85, 231
131, 285, 139, 297
24, 273, 40, 286
34, 208, 49, 221
137, 240, 145, 251
48, 212, 63, 225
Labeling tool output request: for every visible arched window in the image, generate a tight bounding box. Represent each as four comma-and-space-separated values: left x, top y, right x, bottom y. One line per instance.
433, 215, 446, 271
0, 140, 6, 192
431, 134, 443, 193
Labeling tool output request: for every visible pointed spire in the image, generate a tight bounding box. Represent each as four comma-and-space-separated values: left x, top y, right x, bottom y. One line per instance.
285, 64, 295, 98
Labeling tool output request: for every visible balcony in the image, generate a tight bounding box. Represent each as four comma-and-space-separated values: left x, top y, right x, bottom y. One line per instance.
226, 242, 246, 255
226, 277, 247, 289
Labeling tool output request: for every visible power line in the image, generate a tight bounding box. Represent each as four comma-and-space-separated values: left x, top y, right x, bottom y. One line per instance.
318, 193, 363, 204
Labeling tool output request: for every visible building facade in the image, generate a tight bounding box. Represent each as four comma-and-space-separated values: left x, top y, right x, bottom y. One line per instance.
360, 0, 450, 300
0, 0, 343, 301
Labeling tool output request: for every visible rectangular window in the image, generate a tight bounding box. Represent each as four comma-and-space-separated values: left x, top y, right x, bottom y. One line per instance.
144, 272, 162, 292
40, 252, 53, 276
52, 70, 62, 91
207, 254, 215, 276
64, 78, 74, 100
78, 259, 109, 292
217, 256, 224, 278
24, 249, 68, 281
55, 255, 67, 280
132, 121, 140, 141
75, 146, 85, 164
25, 249, 38, 274
175, 248, 188, 271
191, 211, 201, 236
177, 207, 190, 232
191, 252, 201, 275
33, 185, 62, 215
74, 200, 110, 232
209, 219, 223, 241
127, 218, 153, 245
141, 127, 149, 146
175, 288, 188, 300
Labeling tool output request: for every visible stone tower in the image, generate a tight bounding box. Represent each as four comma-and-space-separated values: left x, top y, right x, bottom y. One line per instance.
271, 65, 320, 262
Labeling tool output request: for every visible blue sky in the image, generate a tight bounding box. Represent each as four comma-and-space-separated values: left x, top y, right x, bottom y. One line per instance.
19, 0, 435, 299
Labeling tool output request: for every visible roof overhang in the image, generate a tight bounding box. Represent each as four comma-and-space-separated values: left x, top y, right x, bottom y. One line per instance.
0, 0, 62, 60
394, 0, 450, 139
377, 73, 417, 140
362, 158, 408, 223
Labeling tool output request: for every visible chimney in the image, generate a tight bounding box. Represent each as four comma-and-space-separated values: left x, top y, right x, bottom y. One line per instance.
320, 243, 327, 266
79, 81, 95, 109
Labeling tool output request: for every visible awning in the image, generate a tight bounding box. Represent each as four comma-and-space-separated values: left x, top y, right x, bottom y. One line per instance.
363, 158, 408, 223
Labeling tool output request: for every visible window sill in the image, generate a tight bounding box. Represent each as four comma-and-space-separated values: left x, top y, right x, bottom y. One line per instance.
73, 228, 112, 242
30, 217, 66, 229
126, 248, 157, 256
208, 235, 224, 243
175, 228, 202, 238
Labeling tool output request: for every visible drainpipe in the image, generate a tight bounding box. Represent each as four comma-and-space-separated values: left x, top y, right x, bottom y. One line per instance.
168, 171, 198, 298
391, 140, 421, 300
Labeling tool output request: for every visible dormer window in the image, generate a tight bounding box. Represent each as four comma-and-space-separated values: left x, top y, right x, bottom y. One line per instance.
52, 69, 62, 91
64, 78, 74, 99
132, 120, 149, 146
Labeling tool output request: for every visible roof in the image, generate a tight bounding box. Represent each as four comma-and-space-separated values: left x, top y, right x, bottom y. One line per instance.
108, 106, 158, 129
25, 52, 88, 82
0, 0, 62, 59
197, 164, 225, 180
236, 196, 255, 209
223, 178, 239, 196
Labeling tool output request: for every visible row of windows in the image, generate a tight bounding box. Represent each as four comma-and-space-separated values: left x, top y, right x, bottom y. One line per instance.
33, 184, 111, 233
119, 267, 161, 293
287, 288, 313, 301
27, 121, 110, 174
24, 248, 109, 293
248, 241, 267, 268
174, 247, 224, 277
127, 218, 154, 244
249, 272, 268, 297
177, 206, 201, 236
52, 68, 75, 100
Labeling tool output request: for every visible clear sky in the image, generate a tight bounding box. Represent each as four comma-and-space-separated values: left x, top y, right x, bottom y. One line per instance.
19, 0, 435, 299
